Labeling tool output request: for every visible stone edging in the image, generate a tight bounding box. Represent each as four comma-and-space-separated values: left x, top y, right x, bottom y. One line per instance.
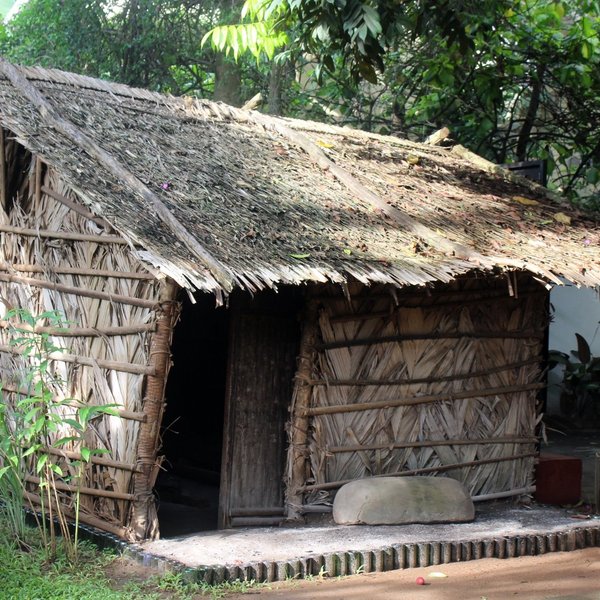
116, 524, 600, 584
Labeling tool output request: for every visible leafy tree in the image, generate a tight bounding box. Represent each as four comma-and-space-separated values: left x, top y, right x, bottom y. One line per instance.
208, 0, 600, 204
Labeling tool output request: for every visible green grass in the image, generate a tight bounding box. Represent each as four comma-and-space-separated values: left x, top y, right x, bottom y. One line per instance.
0, 515, 268, 599
0, 539, 143, 599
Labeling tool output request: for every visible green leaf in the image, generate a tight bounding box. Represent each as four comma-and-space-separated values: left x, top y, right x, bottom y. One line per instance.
36, 453, 48, 473
49, 464, 63, 476
62, 418, 84, 431
581, 16, 594, 38
80, 447, 91, 463
581, 40, 592, 59
54, 436, 79, 446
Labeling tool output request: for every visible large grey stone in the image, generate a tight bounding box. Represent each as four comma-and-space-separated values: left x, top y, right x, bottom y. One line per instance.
332, 476, 475, 525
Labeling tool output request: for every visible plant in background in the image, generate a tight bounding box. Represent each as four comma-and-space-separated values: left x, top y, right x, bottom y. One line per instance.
0, 309, 119, 562
549, 331, 600, 423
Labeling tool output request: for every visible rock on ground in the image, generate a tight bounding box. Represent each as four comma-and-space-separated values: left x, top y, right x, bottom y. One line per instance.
332, 476, 474, 525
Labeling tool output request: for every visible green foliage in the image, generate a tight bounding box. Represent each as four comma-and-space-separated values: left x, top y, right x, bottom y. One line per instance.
0, 528, 143, 599
264, 0, 600, 203
204, 0, 514, 83
0, 512, 269, 599
0, 0, 219, 94
0, 309, 120, 563
549, 331, 600, 421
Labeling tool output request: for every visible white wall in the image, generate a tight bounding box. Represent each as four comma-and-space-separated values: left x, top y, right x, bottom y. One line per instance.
547, 284, 600, 413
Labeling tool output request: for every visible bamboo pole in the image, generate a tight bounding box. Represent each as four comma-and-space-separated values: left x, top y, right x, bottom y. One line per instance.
286, 298, 320, 522
317, 330, 545, 351
39, 446, 141, 472
0, 128, 6, 212
0, 272, 157, 309
0, 223, 128, 244
229, 507, 285, 517
309, 357, 541, 387
314, 284, 541, 302
329, 291, 541, 323
302, 382, 546, 417
130, 280, 179, 541
25, 475, 135, 501
23, 490, 129, 539
34, 157, 42, 206
328, 435, 538, 453
0, 343, 156, 376
0, 383, 147, 422
41, 185, 110, 228
472, 486, 536, 502
0, 60, 233, 291
0, 320, 156, 337
230, 516, 285, 527
0, 263, 155, 280
299, 452, 537, 493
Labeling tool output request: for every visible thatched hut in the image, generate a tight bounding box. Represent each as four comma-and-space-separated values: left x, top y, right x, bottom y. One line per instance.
0, 60, 597, 541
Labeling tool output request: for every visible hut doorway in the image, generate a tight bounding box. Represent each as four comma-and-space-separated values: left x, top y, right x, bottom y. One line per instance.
157, 293, 229, 536
157, 288, 303, 536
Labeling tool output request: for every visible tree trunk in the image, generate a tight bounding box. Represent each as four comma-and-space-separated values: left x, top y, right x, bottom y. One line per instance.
516, 63, 545, 162
214, 54, 242, 107
267, 61, 285, 115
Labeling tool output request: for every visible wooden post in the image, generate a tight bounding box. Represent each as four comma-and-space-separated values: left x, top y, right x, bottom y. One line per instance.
130, 279, 179, 540
0, 128, 6, 212
285, 297, 319, 522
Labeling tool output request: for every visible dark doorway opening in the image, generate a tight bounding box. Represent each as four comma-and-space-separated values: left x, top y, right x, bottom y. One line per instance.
156, 292, 229, 537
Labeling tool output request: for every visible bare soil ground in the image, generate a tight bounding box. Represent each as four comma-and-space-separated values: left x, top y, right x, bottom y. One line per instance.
222, 548, 600, 600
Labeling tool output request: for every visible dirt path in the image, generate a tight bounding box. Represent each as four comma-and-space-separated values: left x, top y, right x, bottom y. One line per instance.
224, 548, 600, 600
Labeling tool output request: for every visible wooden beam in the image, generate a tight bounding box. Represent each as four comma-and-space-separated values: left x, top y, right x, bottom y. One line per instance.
41, 185, 110, 228
0, 383, 148, 422
327, 435, 538, 453
0, 342, 156, 376
0, 128, 6, 212
316, 331, 545, 351
0, 320, 156, 337
308, 357, 541, 387
299, 452, 537, 493
24, 490, 130, 539
131, 280, 179, 541
302, 383, 546, 417
25, 475, 135, 501
285, 298, 320, 522
37, 446, 141, 472
0, 272, 158, 309
0, 223, 127, 244
0, 263, 155, 280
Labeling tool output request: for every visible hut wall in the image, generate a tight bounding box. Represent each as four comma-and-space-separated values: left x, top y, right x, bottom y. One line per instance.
0, 143, 163, 538
287, 277, 547, 514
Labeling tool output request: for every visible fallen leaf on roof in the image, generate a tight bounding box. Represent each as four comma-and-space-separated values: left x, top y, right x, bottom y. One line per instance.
316, 139, 334, 148
553, 212, 571, 225
512, 195, 540, 206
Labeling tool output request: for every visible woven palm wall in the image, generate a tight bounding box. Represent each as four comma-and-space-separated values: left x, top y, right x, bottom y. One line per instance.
296, 278, 546, 511
0, 144, 164, 538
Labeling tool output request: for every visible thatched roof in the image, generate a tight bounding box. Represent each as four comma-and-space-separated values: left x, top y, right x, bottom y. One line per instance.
0, 61, 597, 298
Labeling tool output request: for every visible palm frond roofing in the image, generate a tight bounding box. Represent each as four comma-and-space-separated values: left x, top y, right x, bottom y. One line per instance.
0, 62, 597, 297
